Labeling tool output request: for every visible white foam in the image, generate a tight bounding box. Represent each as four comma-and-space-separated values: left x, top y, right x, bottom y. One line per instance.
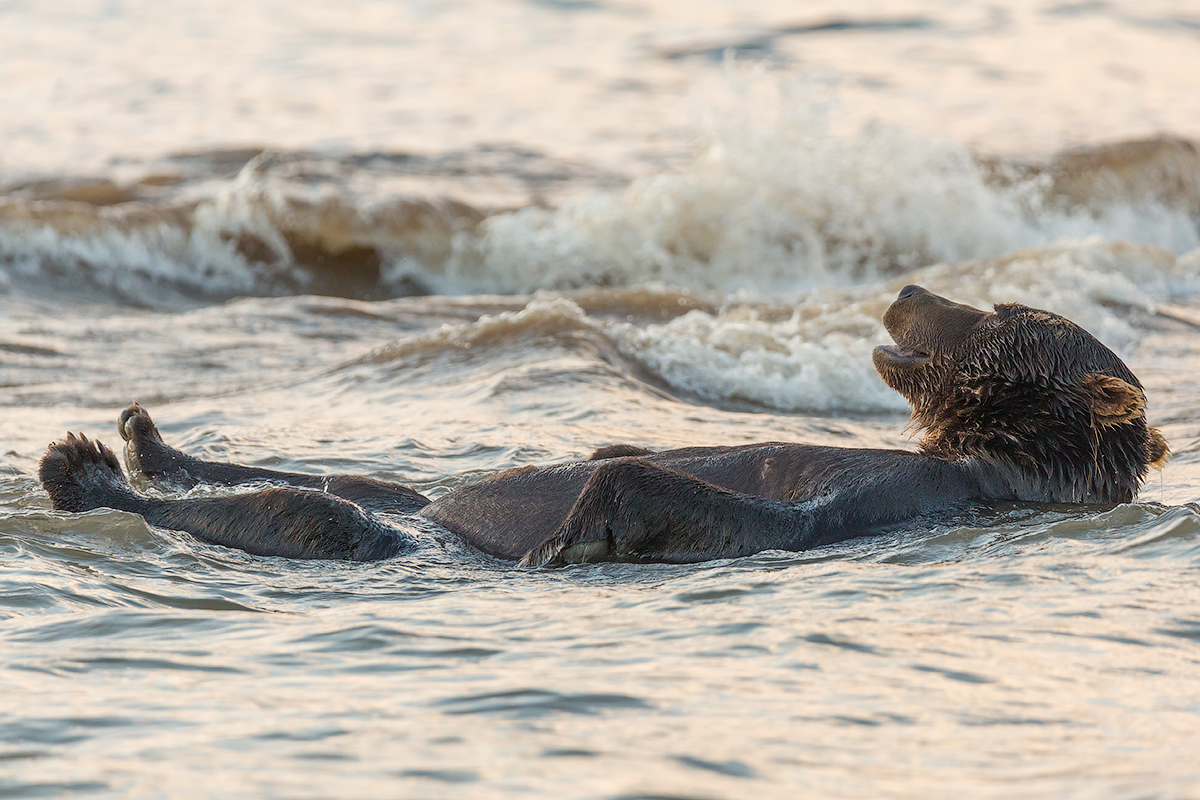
0, 153, 474, 300
336, 240, 1199, 415
0, 198, 283, 299
613, 302, 907, 413
1, 74, 1198, 307
608, 241, 1199, 413
443, 71, 1200, 296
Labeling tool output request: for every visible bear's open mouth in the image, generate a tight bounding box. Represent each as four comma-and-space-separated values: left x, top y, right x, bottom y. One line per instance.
873, 343, 930, 365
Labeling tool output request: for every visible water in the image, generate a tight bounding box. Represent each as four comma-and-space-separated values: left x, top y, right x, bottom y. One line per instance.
3, 1, 1200, 797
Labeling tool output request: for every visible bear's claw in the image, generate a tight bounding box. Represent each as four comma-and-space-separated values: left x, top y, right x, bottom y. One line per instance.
39, 433, 139, 513
119, 402, 197, 487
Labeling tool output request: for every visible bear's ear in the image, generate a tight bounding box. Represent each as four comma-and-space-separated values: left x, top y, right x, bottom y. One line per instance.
1081, 373, 1146, 427
1147, 427, 1171, 470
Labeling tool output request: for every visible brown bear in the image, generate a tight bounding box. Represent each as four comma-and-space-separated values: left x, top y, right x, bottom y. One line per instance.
37, 286, 1170, 566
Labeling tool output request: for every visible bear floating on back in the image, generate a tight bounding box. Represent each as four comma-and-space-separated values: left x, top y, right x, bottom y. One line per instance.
39, 286, 1169, 565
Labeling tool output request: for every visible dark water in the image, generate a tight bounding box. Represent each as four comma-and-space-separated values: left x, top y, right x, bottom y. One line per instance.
3, 1, 1200, 798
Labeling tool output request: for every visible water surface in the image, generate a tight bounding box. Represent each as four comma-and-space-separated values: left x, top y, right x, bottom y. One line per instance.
2, 1, 1200, 797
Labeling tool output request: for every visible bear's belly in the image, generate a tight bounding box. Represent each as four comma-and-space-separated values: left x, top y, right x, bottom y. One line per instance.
419, 443, 831, 559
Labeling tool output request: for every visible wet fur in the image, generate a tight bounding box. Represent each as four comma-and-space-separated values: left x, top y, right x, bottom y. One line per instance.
41, 434, 408, 561
39, 287, 1170, 566
875, 291, 1168, 503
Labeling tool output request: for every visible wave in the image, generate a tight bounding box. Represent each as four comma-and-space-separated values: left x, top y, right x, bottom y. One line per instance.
335, 240, 1198, 413
612, 241, 1199, 412
0, 152, 484, 303
354, 297, 599, 366
0, 82, 1198, 304
446, 108, 1200, 293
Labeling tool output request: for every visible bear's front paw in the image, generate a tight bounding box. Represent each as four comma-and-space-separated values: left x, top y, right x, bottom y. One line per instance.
118, 402, 197, 487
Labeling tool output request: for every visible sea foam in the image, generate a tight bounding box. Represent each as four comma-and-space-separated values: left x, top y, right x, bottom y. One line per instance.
1, 76, 1197, 304
346, 240, 1198, 414
442, 74, 1200, 296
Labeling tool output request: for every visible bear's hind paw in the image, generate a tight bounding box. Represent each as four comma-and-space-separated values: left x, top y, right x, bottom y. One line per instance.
39, 433, 141, 514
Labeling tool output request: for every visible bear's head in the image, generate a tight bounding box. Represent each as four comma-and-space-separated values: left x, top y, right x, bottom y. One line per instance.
873, 285, 1169, 504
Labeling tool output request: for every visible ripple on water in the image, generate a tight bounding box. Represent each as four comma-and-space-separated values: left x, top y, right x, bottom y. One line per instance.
4, 609, 245, 644
436, 689, 652, 718
1154, 617, 1200, 641
672, 754, 759, 779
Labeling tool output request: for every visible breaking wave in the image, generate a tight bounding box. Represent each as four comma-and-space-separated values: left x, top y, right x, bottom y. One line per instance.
447, 91, 1200, 296
1, 77, 1198, 305
338, 241, 1200, 414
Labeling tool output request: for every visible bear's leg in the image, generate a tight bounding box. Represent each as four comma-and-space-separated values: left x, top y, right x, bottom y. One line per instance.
519, 457, 820, 567
40, 434, 409, 561
119, 403, 430, 515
